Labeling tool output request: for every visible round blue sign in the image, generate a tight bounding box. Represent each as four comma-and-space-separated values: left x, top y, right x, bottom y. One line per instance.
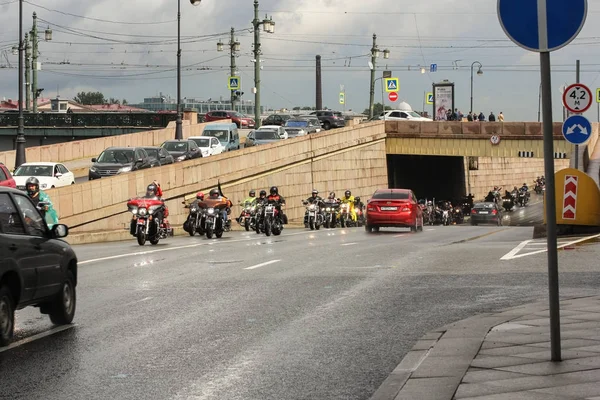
498, 0, 587, 52
562, 115, 592, 145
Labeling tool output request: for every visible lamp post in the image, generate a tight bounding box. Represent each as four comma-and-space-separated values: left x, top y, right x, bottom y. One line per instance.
175, 0, 202, 140
368, 34, 389, 119
252, 0, 275, 129
31, 12, 53, 114
217, 27, 241, 109
470, 61, 483, 114
15, 0, 26, 169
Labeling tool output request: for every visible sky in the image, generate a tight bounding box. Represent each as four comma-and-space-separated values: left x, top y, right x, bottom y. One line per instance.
1, 0, 600, 122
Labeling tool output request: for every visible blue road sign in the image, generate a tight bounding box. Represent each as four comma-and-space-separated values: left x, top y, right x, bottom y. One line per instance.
430, 64, 437, 73
228, 76, 240, 90
385, 78, 399, 92
562, 115, 591, 145
497, 0, 587, 52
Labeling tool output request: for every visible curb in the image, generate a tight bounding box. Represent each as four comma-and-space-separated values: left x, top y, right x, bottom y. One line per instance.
369, 299, 564, 400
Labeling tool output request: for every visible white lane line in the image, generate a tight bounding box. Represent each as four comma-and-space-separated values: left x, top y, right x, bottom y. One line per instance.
123, 296, 153, 306
341, 242, 358, 246
501, 234, 600, 260
244, 259, 281, 270
0, 324, 75, 353
500, 240, 531, 260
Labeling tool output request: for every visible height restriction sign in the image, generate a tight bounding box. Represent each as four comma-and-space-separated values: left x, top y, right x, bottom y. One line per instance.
562, 83, 592, 114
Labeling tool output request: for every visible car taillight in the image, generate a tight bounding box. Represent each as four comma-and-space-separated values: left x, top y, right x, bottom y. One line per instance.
492, 209, 498, 215
368, 207, 375, 211
471, 209, 477, 214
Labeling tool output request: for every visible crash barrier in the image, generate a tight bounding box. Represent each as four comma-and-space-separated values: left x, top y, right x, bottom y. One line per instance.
545, 168, 600, 227
47, 121, 388, 244
0, 111, 212, 168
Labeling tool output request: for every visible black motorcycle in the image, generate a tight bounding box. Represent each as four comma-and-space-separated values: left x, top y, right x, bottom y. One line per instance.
517, 190, 530, 207
323, 201, 340, 228
452, 206, 464, 224
502, 191, 515, 212
183, 201, 206, 236
204, 205, 228, 239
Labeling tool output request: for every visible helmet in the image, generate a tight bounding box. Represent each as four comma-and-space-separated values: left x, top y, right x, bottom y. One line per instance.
355, 196, 361, 202
493, 186, 498, 190
311, 189, 318, 196
209, 188, 219, 198
146, 183, 158, 197
329, 192, 335, 199
270, 186, 278, 195
344, 190, 351, 198
523, 183, 527, 186
259, 190, 267, 197
25, 177, 40, 196
196, 191, 204, 200
249, 190, 256, 197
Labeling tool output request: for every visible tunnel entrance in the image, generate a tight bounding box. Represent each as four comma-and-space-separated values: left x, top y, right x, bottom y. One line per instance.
387, 155, 466, 202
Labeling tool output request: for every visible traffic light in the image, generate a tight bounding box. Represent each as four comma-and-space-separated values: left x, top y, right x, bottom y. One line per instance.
232, 90, 244, 101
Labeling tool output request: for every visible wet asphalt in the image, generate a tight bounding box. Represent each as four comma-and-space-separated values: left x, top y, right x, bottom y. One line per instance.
1, 216, 599, 400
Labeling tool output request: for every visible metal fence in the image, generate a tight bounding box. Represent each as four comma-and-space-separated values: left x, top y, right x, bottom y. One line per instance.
0, 112, 178, 128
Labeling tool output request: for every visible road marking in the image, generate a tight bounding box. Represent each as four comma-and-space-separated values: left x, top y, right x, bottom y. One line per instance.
244, 259, 281, 270
501, 234, 600, 260
0, 324, 75, 353
123, 296, 153, 306
449, 228, 508, 245
341, 242, 358, 246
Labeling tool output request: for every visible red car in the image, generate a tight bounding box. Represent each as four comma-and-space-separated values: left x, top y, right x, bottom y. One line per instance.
0, 163, 16, 188
365, 188, 423, 233
204, 110, 255, 129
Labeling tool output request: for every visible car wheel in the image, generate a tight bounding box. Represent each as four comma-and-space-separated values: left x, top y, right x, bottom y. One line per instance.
470, 220, 477, 226
48, 271, 76, 325
0, 285, 15, 346
71, 182, 75, 185
51, 186, 55, 189
323, 121, 331, 130
365, 224, 372, 233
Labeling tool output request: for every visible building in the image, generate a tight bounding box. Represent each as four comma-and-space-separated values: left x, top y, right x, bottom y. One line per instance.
129, 92, 262, 115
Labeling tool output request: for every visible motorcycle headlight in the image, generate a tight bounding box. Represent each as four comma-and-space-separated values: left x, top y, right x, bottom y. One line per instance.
245, 206, 252, 212
138, 208, 147, 216
309, 204, 316, 210
250, 206, 256, 211
191, 207, 198, 213
130, 207, 138, 215
326, 207, 331, 212
207, 208, 215, 214
118, 166, 132, 173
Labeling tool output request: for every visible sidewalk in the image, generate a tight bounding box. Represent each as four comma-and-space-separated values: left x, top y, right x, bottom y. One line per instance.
371, 296, 600, 400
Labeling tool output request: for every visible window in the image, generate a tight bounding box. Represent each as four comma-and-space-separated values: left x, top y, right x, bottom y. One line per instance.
189, 141, 198, 150
390, 112, 402, 118
13, 194, 47, 236
58, 165, 69, 174
60, 103, 67, 110
0, 193, 26, 235
372, 191, 409, 200
97, 149, 134, 163
0, 167, 7, 181
212, 138, 219, 146
13, 165, 53, 177
400, 112, 409, 118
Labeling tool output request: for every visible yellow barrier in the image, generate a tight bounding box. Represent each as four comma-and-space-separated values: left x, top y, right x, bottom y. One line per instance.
549, 168, 600, 226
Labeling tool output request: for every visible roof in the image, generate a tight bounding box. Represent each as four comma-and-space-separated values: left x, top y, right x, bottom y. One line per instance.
188, 136, 215, 139
19, 162, 60, 167
87, 104, 150, 112
203, 123, 236, 128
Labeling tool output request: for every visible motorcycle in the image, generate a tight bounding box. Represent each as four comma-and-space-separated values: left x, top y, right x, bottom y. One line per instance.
534, 181, 545, 194
452, 206, 464, 224
203, 205, 228, 239
461, 196, 474, 216
517, 190, 530, 207
238, 202, 257, 231
260, 201, 284, 236
442, 208, 452, 226
127, 197, 172, 246
338, 202, 354, 228
354, 203, 366, 227
183, 201, 205, 236
303, 200, 323, 230
323, 201, 340, 228
502, 191, 515, 212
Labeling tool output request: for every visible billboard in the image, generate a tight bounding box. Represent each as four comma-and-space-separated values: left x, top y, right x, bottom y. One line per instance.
432, 82, 455, 121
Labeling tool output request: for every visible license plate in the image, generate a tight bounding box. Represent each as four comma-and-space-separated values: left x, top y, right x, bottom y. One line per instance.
478, 211, 488, 214
381, 207, 397, 211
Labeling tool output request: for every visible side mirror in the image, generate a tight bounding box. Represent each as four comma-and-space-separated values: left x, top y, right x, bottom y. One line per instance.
91, 158, 97, 162
137, 158, 144, 163
51, 224, 69, 239
55, 172, 62, 178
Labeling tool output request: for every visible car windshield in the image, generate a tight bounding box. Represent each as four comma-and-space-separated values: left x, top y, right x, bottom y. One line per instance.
204, 130, 229, 142
254, 130, 279, 140
14, 165, 53, 177
233, 112, 244, 118
162, 142, 189, 152
191, 138, 211, 147
474, 203, 495, 209
333, 112, 343, 117
286, 121, 308, 127
144, 149, 159, 159
372, 191, 409, 200
408, 111, 422, 118
97, 149, 134, 164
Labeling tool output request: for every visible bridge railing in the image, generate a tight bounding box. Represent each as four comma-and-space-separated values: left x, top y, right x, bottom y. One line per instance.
0, 112, 177, 128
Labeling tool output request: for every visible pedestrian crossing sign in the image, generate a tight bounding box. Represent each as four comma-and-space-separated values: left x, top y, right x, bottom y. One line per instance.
385, 78, 399, 93
426, 92, 434, 105
228, 76, 240, 90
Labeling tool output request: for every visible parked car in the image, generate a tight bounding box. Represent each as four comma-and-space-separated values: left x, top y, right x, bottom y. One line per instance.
298, 115, 323, 133
204, 110, 254, 128
160, 140, 202, 162
188, 136, 225, 157
379, 110, 432, 121
284, 118, 320, 137
13, 162, 75, 190
258, 125, 288, 139
0, 187, 77, 346
470, 202, 503, 226
262, 114, 293, 126
89, 147, 156, 180
0, 163, 16, 188
142, 146, 174, 166
309, 110, 346, 130
244, 129, 282, 147
202, 123, 240, 151
365, 188, 424, 233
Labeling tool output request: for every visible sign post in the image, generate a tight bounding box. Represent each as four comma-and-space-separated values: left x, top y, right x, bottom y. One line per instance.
498, 0, 588, 362
596, 88, 600, 122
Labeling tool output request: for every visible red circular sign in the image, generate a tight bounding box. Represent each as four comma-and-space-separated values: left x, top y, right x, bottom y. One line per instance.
388, 92, 398, 102
562, 83, 592, 114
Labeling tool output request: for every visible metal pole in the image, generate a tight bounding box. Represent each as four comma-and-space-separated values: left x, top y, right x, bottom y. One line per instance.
538, 82, 542, 122
574, 60, 580, 170
381, 78, 384, 120
32, 12, 38, 114
540, 51, 561, 362
368, 34, 377, 119
230, 27, 236, 108
25, 33, 30, 112
253, 0, 261, 128
174, 0, 183, 140
15, 0, 26, 169
316, 55, 322, 110
470, 63, 474, 114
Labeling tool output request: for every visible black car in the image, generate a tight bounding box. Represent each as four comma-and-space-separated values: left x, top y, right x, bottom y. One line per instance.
143, 146, 174, 166
262, 114, 293, 126
309, 110, 346, 130
470, 202, 503, 226
89, 147, 156, 180
0, 187, 77, 346
160, 140, 202, 162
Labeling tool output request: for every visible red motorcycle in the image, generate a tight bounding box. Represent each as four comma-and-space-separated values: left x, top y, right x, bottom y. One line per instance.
127, 197, 173, 246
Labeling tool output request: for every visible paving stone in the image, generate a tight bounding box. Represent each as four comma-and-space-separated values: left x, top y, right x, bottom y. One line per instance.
533, 382, 600, 398
479, 345, 550, 357
480, 341, 522, 350
471, 355, 542, 369
496, 357, 600, 375
455, 389, 579, 399
411, 356, 472, 378
395, 376, 462, 400
428, 338, 483, 357
570, 345, 600, 353
482, 333, 550, 346
491, 323, 537, 332
512, 349, 600, 361
528, 339, 600, 349
455, 382, 511, 398
394, 350, 430, 372
421, 331, 445, 340
462, 369, 529, 384
509, 317, 588, 326
411, 339, 438, 351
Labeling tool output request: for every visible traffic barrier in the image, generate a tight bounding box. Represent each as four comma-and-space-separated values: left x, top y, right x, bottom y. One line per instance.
549, 168, 600, 226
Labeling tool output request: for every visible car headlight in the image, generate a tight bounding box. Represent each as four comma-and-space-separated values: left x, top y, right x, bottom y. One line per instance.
138, 208, 148, 216
298, 129, 306, 135
40, 183, 48, 189
207, 208, 215, 214
90, 167, 97, 173
177, 155, 186, 161
118, 166, 132, 173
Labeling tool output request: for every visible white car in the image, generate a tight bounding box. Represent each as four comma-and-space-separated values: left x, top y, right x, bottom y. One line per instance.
188, 136, 225, 157
379, 110, 432, 121
13, 162, 75, 190
258, 125, 288, 139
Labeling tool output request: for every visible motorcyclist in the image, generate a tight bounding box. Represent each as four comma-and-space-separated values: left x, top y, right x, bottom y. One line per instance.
340, 190, 357, 222
266, 186, 287, 224
145, 182, 167, 227
238, 190, 257, 223
254, 190, 268, 228
25, 176, 58, 228
304, 189, 323, 227
205, 188, 233, 229
323, 191, 340, 226
520, 182, 529, 192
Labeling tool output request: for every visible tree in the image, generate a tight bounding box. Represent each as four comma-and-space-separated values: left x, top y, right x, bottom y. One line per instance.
122, 99, 128, 105
362, 103, 392, 116
108, 98, 120, 105
292, 106, 301, 111
73, 91, 106, 105
301, 106, 313, 110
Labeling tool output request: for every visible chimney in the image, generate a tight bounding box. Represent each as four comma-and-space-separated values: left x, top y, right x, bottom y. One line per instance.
316, 55, 322, 110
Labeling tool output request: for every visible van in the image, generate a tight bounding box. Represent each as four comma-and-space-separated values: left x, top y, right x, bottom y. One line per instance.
201, 123, 240, 151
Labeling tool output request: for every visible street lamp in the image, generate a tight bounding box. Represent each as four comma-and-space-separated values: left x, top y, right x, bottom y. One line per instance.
175, 0, 202, 140
368, 34, 390, 119
470, 61, 483, 114
252, 0, 275, 129
217, 27, 241, 107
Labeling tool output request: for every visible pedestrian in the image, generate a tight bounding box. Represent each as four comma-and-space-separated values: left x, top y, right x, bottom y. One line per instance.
498, 112, 504, 122
478, 112, 485, 122
467, 112, 473, 122
488, 111, 496, 122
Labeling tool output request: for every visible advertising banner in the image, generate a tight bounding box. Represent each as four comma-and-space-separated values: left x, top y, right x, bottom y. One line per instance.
433, 82, 455, 121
